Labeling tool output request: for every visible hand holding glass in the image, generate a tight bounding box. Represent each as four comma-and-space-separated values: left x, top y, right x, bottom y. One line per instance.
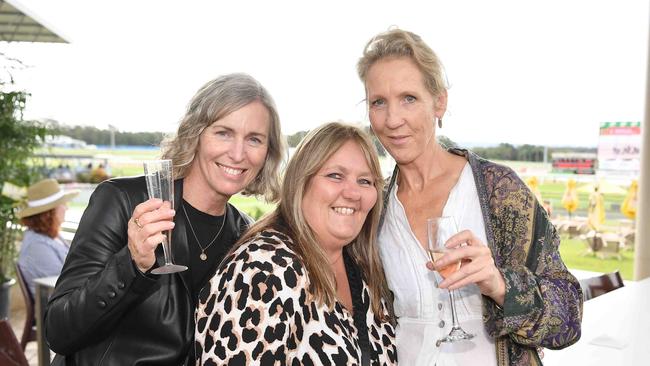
144, 160, 188, 274
427, 216, 474, 345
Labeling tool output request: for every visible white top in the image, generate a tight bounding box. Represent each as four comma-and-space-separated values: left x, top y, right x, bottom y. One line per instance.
378, 163, 497, 366
17, 229, 69, 297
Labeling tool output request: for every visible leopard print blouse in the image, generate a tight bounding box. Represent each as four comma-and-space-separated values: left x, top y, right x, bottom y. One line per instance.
195, 229, 398, 365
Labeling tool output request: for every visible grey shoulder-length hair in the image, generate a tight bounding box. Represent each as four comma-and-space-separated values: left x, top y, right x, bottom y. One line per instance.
160, 73, 285, 201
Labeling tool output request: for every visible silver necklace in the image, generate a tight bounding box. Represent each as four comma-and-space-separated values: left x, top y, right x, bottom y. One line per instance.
181, 202, 227, 261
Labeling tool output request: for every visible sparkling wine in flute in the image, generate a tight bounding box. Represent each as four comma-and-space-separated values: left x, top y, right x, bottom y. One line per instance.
427, 216, 474, 345
144, 159, 187, 275
426, 250, 461, 279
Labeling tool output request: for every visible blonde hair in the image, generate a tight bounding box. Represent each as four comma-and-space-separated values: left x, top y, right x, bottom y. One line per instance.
357, 28, 448, 98
237, 122, 392, 319
160, 73, 285, 201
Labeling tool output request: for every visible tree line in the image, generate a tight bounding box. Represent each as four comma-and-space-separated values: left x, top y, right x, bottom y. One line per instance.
51, 122, 165, 147
287, 127, 387, 157
290, 132, 596, 162
53, 122, 389, 155
54, 123, 595, 162
471, 143, 595, 162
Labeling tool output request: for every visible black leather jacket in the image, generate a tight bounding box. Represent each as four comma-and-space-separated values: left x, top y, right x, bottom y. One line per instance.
45, 176, 252, 365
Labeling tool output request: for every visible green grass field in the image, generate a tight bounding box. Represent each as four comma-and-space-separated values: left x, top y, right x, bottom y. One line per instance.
538, 181, 626, 213
230, 194, 276, 219
36, 147, 160, 177
559, 238, 634, 280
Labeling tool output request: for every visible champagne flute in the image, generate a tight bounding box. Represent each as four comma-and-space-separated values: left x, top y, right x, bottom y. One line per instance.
427, 216, 474, 346
144, 159, 188, 274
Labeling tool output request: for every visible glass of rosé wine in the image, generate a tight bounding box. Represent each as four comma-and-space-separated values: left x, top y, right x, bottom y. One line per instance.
427, 216, 474, 346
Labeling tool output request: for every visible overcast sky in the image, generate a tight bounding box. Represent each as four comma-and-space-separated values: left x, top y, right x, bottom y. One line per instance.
2, 0, 649, 147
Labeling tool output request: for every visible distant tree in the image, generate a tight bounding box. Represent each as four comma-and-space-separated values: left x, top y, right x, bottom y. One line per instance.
468, 143, 596, 162
49, 123, 165, 146
517, 144, 545, 162
437, 135, 457, 149
286, 130, 308, 148
495, 143, 517, 160
362, 126, 386, 157
0, 60, 51, 284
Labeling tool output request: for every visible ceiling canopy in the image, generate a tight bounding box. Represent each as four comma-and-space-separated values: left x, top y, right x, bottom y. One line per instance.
0, 0, 67, 43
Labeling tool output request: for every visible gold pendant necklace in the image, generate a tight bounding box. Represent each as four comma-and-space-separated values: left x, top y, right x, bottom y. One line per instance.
182, 202, 227, 261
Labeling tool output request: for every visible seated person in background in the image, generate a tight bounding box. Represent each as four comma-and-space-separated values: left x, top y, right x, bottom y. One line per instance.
90, 163, 109, 183
196, 122, 398, 365
17, 179, 78, 297
75, 162, 93, 183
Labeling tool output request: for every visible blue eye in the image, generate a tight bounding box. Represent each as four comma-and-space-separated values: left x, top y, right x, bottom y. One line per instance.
370, 98, 385, 108
215, 130, 230, 138
325, 172, 342, 180
248, 136, 263, 146
358, 178, 373, 186
404, 95, 416, 103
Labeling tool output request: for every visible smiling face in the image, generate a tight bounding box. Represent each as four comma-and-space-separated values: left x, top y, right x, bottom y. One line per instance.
185, 100, 270, 205
365, 57, 447, 166
301, 140, 378, 252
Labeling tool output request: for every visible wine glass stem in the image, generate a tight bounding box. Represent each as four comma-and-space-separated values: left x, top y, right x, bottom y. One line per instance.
449, 289, 461, 329
162, 231, 173, 265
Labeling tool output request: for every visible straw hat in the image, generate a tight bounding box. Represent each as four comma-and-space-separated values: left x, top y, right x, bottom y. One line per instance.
16, 179, 79, 219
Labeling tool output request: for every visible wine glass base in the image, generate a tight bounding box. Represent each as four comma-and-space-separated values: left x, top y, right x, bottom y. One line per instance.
436, 328, 474, 347
151, 264, 188, 275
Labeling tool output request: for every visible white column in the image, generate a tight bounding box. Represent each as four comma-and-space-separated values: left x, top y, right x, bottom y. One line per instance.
634, 11, 650, 280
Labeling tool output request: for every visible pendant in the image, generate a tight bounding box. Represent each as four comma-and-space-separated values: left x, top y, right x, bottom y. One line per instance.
200, 252, 207, 261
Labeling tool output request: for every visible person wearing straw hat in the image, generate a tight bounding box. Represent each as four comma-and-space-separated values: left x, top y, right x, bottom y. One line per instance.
16, 179, 78, 298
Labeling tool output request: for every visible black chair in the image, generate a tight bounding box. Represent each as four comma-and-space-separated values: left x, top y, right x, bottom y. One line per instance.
14, 264, 36, 350
579, 271, 624, 301
0, 319, 29, 366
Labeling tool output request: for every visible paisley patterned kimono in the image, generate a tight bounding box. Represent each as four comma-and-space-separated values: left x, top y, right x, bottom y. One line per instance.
380, 148, 583, 366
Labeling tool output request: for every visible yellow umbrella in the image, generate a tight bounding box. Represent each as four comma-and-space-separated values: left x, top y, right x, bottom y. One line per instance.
621, 180, 638, 219
587, 186, 605, 231
525, 176, 542, 202
577, 180, 626, 195
561, 179, 579, 218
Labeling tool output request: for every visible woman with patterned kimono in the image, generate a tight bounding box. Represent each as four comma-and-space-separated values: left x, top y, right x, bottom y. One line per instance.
356, 28, 582, 365
195, 122, 398, 365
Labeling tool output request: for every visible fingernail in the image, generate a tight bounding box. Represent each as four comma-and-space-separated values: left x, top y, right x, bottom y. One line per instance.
170, 222, 175, 227
170, 209, 176, 215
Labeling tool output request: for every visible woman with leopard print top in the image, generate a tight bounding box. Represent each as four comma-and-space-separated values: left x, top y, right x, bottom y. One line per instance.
196, 122, 398, 365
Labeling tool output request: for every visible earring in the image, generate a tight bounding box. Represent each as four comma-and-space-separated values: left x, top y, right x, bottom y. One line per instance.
437, 116, 443, 128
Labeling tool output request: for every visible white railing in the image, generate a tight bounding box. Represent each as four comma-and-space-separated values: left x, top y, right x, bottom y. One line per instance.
60, 220, 78, 245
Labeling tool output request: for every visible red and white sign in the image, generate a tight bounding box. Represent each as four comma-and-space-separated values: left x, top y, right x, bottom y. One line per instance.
598, 121, 641, 173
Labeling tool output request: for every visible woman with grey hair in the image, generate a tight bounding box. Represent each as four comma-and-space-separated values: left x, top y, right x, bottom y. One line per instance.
45, 73, 285, 365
